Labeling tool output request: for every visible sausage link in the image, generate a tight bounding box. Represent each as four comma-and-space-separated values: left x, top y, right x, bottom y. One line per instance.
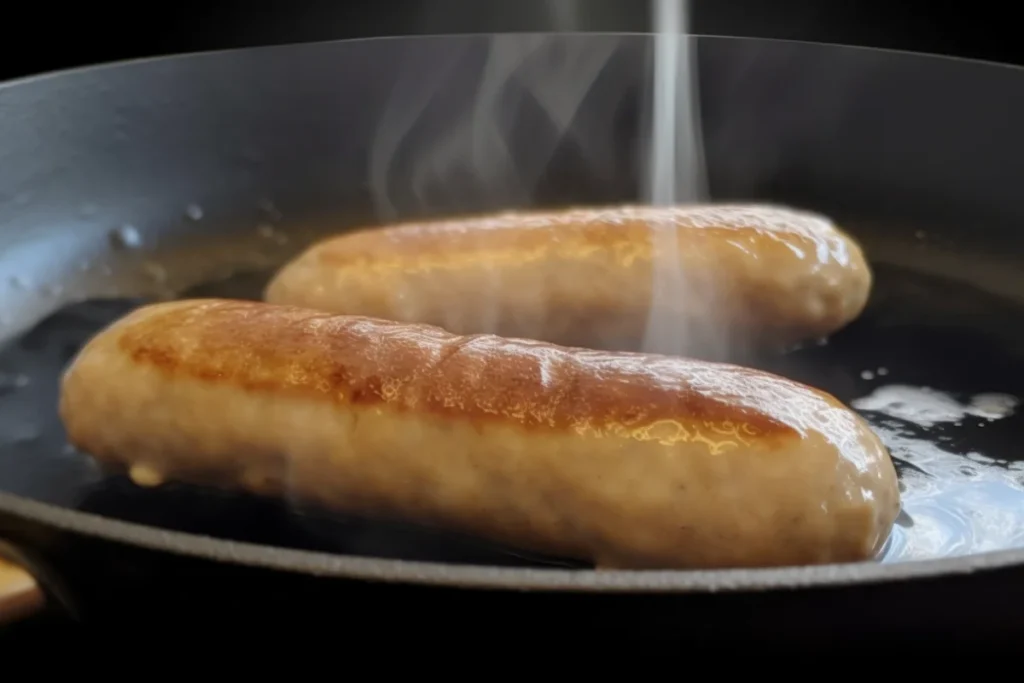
59, 299, 899, 569
265, 204, 872, 358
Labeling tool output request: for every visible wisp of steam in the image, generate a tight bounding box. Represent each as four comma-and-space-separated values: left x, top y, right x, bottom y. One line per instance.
369, 33, 623, 221
641, 0, 712, 357
368, 0, 721, 360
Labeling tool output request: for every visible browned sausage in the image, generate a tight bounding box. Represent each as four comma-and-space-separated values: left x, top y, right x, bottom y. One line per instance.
59, 298, 900, 569
265, 204, 872, 359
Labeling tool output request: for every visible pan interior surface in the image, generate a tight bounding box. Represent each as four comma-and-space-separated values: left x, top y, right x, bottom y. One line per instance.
1, 33, 1024, 582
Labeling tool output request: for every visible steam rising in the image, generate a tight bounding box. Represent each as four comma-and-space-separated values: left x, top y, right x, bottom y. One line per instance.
641, 0, 712, 357
369, 1, 723, 359
369, 34, 622, 221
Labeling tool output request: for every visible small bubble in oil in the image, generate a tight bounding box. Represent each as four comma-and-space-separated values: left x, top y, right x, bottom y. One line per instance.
257, 223, 289, 245
0, 373, 30, 393
860, 370, 874, 380
142, 262, 167, 283
257, 198, 282, 220
185, 204, 204, 221
6, 428, 39, 445
110, 224, 142, 249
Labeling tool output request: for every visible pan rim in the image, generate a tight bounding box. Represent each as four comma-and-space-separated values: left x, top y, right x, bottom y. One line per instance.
0, 489, 1020, 592
2, 31, 1024, 95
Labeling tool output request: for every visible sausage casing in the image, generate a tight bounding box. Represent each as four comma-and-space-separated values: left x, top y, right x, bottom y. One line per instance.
59, 299, 899, 569
265, 204, 873, 358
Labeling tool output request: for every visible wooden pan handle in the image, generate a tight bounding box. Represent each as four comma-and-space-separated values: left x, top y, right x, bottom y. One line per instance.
0, 555, 44, 625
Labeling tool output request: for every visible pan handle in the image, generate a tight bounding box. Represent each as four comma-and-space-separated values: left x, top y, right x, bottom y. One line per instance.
0, 554, 45, 625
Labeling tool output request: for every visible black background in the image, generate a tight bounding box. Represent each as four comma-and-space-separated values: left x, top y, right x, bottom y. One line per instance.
2, 0, 1023, 644
0, 0, 1020, 82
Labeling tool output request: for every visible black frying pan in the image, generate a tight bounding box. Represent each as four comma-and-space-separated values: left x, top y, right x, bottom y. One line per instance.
1, 33, 1024, 643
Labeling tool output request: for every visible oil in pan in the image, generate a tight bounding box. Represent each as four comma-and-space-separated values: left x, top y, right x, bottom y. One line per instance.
1, 260, 1023, 567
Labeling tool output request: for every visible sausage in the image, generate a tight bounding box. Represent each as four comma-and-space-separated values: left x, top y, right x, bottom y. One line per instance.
58, 298, 900, 569
265, 204, 873, 359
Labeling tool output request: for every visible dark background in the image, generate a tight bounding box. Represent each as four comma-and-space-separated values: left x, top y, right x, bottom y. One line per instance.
0, 0, 1020, 82
1, 0, 1021, 643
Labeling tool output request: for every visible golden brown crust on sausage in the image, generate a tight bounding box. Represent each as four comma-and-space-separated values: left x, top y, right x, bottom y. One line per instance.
118, 299, 795, 437
309, 204, 848, 268
265, 204, 872, 357
60, 299, 901, 569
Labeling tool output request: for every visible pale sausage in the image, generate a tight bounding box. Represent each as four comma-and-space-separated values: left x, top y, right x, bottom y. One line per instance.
265, 204, 872, 359
59, 298, 899, 569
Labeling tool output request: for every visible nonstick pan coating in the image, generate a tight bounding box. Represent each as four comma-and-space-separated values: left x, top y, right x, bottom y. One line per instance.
2, 33, 1024, 598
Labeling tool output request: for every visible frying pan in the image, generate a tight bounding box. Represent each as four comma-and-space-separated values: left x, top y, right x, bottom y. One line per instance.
1, 32, 1024, 643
